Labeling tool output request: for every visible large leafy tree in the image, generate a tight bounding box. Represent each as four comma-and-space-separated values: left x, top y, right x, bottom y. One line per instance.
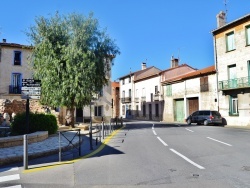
27, 12, 120, 127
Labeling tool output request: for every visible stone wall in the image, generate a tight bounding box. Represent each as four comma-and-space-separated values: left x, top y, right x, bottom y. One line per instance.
0, 99, 60, 125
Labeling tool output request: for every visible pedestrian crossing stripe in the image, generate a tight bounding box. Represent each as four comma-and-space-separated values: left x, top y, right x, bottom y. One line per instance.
2, 185, 22, 188
0, 174, 20, 183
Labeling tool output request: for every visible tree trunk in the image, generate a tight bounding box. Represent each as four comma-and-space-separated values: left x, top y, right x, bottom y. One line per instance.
65, 106, 75, 128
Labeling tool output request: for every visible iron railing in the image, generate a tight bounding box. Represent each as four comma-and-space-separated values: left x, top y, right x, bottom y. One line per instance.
121, 97, 131, 103
219, 77, 250, 90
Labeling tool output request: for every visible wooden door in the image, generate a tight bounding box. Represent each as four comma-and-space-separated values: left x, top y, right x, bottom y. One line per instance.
188, 97, 199, 116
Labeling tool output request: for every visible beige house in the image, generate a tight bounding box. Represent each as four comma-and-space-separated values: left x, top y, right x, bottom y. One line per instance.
0, 39, 113, 124
0, 39, 33, 100
212, 12, 250, 126
161, 65, 217, 122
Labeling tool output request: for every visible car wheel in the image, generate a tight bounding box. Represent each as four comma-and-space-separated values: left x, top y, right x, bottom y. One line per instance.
187, 119, 191, 125
204, 120, 208, 126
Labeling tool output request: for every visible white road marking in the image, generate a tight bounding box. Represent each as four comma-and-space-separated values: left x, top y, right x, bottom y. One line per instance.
0, 174, 20, 183
185, 128, 194, 132
2, 185, 22, 188
0, 167, 18, 173
152, 124, 154, 129
207, 137, 232, 146
152, 130, 157, 135
157, 137, 168, 146
170, 148, 205, 170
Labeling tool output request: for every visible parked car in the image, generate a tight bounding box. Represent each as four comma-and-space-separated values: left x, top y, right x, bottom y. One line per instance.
186, 110, 223, 126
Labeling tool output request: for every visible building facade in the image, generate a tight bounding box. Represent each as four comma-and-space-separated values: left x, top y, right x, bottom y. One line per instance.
162, 65, 217, 122
0, 39, 33, 99
212, 12, 250, 126
119, 63, 163, 120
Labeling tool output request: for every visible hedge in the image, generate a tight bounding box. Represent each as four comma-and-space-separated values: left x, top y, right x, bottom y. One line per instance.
11, 112, 58, 135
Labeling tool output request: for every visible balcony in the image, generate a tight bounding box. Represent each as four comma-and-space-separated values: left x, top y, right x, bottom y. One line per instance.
121, 97, 131, 103
134, 97, 139, 103
153, 94, 162, 101
219, 77, 250, 91
9, 85, 21, 94
141, 96, 146, 102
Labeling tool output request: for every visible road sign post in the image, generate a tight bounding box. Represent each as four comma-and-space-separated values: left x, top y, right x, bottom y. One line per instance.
21, 79, 41, 133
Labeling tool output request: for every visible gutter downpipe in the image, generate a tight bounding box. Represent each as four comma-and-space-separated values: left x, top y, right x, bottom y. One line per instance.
213, 33, 220, 112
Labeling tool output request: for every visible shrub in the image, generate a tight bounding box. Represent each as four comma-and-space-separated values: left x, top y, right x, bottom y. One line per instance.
11, 112, 58, 135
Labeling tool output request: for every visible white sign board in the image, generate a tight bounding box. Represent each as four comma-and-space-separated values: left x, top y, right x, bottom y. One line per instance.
21, 79, 41, 100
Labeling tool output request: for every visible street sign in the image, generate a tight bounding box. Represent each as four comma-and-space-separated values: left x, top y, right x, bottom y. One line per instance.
21, 87, 41, 91
21, 79, 41, 100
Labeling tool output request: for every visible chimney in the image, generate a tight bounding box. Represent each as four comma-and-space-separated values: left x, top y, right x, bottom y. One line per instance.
141, 62, 146, 70
171, 56, 179, 68
2, 39, 6, 43
216, 11, 226, 28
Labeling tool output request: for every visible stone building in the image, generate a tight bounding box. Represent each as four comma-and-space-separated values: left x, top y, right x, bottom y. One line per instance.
162, 65, 217, 122
212, 12, 250, 126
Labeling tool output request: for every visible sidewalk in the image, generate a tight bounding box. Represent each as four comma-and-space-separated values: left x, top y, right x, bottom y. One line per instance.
0, 125, 104, 167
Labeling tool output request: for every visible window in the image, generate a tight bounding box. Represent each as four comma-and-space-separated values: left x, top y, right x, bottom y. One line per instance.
129, 77, 131, 83
129, 89, 131, 98
228, 64, 237, 88
122, 79, 124, 85
229, 95, 238, 115
94, 106, 103, 116
122, 105, 125, 115
151, 93, 153, 102
166, 85, 172, 96
155, 86, 158, 94
155, 103, 159, 117
142, 88, 145, 96
226, 32, 235, 51
10, 73, 22, 94
122, 90, 125, 98
246, 25, 250, 46
200, 76, 209, 92
143, 104, 146, 117
14, 51, 21, 65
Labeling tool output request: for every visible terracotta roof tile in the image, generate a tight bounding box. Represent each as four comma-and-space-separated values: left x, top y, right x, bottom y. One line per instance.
162, 65, 216, 84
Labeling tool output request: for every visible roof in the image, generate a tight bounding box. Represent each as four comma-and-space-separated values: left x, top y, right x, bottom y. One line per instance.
0, 42, 33, 49
118, 66, 161, 80
162, 65, 216, 85
111, 82, 119, 88
212, 13, 250, 34
160, 64, 196, 74
134, 66, 161, 82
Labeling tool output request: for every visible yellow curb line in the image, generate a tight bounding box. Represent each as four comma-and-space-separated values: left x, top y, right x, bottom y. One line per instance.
23, 125, 124, 173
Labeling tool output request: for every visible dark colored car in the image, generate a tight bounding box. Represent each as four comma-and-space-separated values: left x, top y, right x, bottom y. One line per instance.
186, 110, 223, 126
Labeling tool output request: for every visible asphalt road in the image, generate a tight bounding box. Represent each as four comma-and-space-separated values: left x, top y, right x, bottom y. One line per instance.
1, 122, 250, 188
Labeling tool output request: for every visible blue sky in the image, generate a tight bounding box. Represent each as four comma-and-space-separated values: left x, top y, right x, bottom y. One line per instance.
0, 1, 249, 81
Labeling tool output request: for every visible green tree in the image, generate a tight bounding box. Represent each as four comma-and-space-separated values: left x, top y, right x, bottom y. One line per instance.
26, 12, 120, 127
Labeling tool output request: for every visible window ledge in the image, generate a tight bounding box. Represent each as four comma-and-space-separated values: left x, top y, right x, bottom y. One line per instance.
226, 49, 236, 53
229, 113, 239, 116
